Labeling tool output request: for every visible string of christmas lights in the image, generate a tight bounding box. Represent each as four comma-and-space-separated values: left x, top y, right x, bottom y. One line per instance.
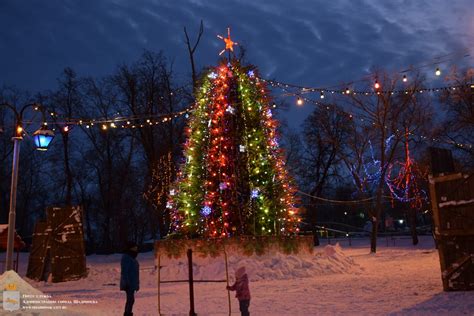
14, 84, 472, 152
263, 78, 471, 97
18, 108, 191, 132
297, 190, 376, 204
286, 92, 474, 150
263, 48, 472, 94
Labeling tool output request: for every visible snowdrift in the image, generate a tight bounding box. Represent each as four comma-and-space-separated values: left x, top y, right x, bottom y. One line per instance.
156, 243, 361, 283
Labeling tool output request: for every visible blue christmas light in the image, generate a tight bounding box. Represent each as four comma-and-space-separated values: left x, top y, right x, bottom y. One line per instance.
201, 205, 212, 216
251, 188, 260, 199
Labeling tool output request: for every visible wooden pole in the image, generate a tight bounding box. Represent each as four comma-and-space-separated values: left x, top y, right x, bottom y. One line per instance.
157, 253, 161, 315
223, 246, 231, 316
187, 249, 196, 316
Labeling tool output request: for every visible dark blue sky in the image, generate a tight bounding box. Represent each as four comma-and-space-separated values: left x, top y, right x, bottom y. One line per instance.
1, 0, 473, 126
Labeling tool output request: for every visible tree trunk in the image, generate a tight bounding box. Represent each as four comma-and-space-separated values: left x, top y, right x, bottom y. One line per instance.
410, 209, 419, 245
370, 214, 378, 253
84, 204, 94, 252
370, 185, 384, 253
312, 226, 320, 246
63, 133, 73, 205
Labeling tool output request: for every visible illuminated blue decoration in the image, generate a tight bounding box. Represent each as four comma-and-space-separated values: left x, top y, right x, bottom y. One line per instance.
385, 135, 395, 149
350, 134, 428, 208
270, 137, 279, 148
208, 72, 217, 79
248, 70, 255, 77
350, 136, 395, 194
251, 188, 260, 199
362, 154, 381, 183
219, 182, 228, 190
201, 205, 212, 216
226, 105, 235, 114
385, 136, 428, 207
33, 127, 54, 151
265, 109, 272, 118
386, 179, 428, 204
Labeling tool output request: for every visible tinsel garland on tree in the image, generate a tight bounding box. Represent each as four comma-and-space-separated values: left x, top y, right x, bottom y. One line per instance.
168, 60, 300, 238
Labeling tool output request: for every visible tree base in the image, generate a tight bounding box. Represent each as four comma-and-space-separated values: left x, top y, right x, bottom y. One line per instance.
155, 235, 313, 259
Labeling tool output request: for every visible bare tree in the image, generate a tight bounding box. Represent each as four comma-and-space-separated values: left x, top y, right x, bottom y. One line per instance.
113, 51, 186, 239
79, 76, 138, 251
48, 68, 82, 206
343, 72, 432, 253
439, 67, 474, 168
297, 104, 352, 232
184, 20, 204, 92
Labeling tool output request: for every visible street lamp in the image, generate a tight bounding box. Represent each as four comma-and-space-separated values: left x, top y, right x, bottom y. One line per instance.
33, 125, 55, 151
0, 102, 54, 271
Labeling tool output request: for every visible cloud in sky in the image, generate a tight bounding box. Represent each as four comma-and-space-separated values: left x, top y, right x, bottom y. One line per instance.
0, 0, 472, 125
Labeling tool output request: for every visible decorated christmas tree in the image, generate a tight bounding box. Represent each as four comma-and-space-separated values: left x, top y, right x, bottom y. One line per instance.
169, 29, 300, 238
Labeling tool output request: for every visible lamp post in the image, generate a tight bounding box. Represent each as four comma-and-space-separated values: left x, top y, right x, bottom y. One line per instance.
0, 102, 54, 271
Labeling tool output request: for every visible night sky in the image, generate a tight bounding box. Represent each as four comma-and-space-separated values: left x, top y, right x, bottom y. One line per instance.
1, 0, 473, 126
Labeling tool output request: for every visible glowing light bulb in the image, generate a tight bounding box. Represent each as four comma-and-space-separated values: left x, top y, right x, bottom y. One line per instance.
374, 80, 380, 89
296, 97, 303, 106
320, 91, 325, 99
402, 75, 408, 83
435, 67, 441, 76
345, 88, 350, 94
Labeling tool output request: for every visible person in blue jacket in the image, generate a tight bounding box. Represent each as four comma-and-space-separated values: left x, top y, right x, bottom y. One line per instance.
120, 242, 140, 316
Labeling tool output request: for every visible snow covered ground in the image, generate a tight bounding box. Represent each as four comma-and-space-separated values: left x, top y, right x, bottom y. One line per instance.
2, 235, 474, 315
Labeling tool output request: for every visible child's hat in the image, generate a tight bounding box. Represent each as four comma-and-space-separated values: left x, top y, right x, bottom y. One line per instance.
126, 241, 138, 252
235, 266, 246, 278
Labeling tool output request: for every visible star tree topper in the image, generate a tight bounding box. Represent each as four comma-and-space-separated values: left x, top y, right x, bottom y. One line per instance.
217, 27, 238, 56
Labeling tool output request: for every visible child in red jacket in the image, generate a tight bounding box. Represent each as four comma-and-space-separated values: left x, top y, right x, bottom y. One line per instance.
227, 266, 251, 316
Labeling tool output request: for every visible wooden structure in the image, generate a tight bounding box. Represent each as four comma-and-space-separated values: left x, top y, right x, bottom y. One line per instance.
157, 248, 230, 316
429, 147, 455, 175
27, 206, 87, 282
429, 172, 474, 291
0, 225, 26, 272
155, 236, 312, 314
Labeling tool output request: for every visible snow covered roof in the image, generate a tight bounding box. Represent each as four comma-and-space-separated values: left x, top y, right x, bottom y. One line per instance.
0, 225, 26, 250
0, 224, 8, 234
